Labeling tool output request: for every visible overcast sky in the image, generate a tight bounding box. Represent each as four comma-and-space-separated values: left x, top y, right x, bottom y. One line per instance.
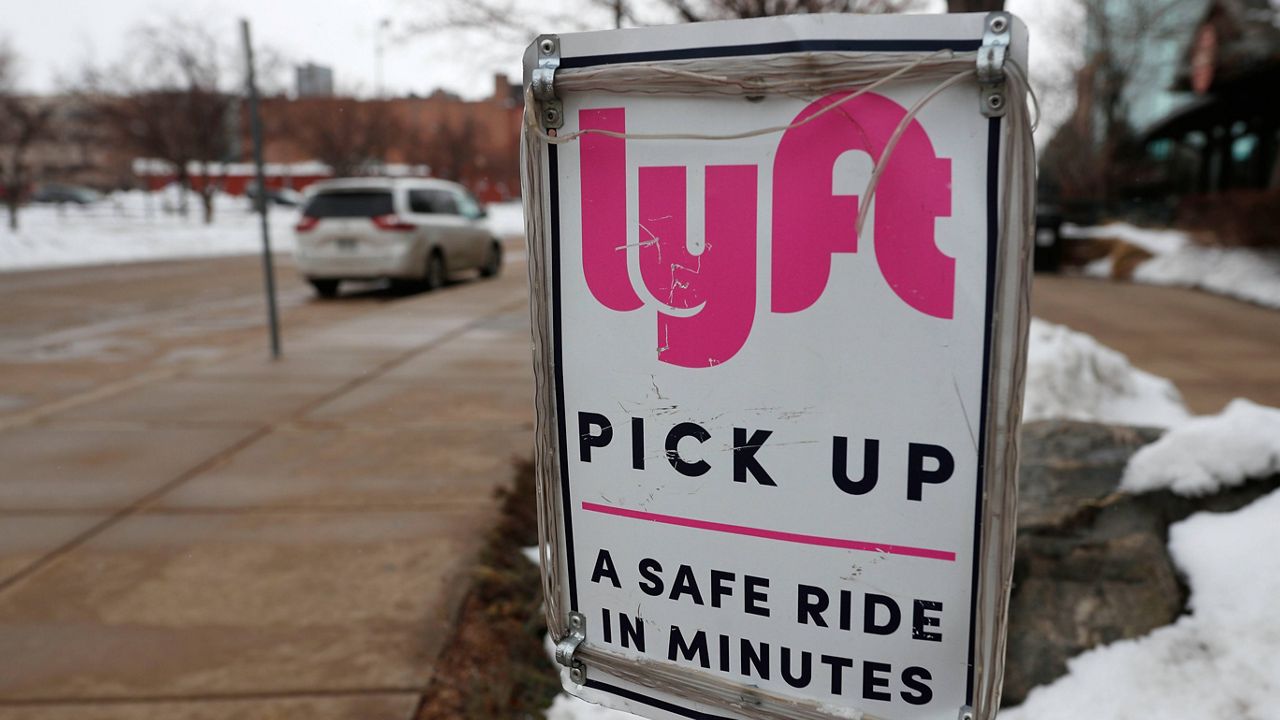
5, 0, 1077, 136
6, 0, 586, 99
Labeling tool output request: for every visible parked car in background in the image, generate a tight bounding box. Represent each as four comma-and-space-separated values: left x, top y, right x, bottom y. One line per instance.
1034, 203, 1064, 274
30, 183, 102, 205
293, 178, 502, 298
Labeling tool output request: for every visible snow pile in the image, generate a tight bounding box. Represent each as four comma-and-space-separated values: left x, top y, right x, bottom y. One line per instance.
1120, 399, 1280, 496
1060, 222, 1190, 255
1134, 245, 1280, 310
521, 545, 542, 566
0, 190, 298, 272
486, 200, 526, 238
1004, 486, 1280, 720
1062, 221, 1280, 310
1023, 319, 1190, 428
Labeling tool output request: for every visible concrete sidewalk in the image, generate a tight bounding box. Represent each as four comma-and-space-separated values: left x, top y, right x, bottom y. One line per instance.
0, 262, 534, 719
1033, 275, 1280, 414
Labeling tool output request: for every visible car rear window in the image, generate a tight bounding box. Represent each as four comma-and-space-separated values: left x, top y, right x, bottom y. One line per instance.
408, 189, 459, 215
303, 191, 394, 218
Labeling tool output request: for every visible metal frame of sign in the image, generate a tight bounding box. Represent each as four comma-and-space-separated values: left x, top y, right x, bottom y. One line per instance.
522, 13, 1032, 720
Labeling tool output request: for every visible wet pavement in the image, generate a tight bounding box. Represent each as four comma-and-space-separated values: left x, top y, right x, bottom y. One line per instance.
0, 250, 533, 718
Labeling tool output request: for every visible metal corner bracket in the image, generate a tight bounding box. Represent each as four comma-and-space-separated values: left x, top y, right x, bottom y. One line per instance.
532, 34, 564, 130
977, 11, 1011, 118
554, 611, 587, 684
958, 704, 974, 720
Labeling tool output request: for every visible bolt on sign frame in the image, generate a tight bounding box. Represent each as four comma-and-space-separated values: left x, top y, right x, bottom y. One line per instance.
521, 12, 1033, 720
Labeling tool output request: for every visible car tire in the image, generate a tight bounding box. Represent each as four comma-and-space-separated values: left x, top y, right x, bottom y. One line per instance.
423, 251, 446, 291
479, 241, 502, 278
310, 279, 340, 298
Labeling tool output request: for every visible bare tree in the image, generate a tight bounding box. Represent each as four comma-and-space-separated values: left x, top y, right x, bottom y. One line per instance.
80, 19, 237, 224
1041, 0, 1198, 204
409, 0, 926, 67
279, 97, 405, 177
1083, 0, 1196, 156
410, 113, 480, 182
658, 0, 924, 22
0, 40, 54, 231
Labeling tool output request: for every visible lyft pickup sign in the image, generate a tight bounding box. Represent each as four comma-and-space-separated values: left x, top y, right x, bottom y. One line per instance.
523, 12, 1031, 720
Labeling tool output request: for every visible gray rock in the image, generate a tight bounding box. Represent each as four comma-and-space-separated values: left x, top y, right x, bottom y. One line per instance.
1002, 420, 1280, 706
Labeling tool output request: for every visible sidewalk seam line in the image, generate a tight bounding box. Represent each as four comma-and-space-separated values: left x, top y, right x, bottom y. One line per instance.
0, 296, 526, 596
0, 686, 430, 706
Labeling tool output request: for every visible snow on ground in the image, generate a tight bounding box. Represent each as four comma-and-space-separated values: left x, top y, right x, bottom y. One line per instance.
1, 192, 526, 273
1012, 364, 1280, 717
487, 200, 526, 238
0, 190, 299, 272
1063, 221, 1280, 310
1061, 222, 1190, 255
1023, 318, 1190, 428
1134, 245, 1280, 310
1004, 485, 1280, 720
1121, 399, 1280, 497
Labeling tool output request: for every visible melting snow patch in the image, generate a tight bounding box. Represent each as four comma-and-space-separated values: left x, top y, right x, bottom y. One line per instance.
1003, 487, 1280, 720
1062, 221, 1280, 310
1060, 222, 1190, 255
486, 200, 526, 238
1121, 399, 1280, 496
1023, 319, 1190, 428
1134, 245, 1280, 310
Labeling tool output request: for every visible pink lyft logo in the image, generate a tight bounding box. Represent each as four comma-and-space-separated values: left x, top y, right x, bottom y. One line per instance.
578, 91, 954, 369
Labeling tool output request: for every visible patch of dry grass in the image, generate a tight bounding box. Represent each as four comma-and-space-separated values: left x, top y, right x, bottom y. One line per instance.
416, 459, 561, 719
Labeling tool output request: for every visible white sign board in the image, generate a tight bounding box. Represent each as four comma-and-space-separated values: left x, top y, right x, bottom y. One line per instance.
523, 13, 1031, 720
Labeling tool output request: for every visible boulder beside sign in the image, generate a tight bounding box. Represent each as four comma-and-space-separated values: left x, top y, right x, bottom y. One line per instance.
522, 12, 1033, 720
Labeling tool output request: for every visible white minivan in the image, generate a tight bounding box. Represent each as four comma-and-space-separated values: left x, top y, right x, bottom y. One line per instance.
293, 178, 502, 297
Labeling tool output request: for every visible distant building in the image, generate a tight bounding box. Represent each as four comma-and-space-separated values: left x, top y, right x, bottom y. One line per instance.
124, 74, 526, 202
1138, 0, 1280, 244
1142, 0, 1280, 195
1045, 0, 1278, 232
296, 63, 334, 98
20, 95, 134, 189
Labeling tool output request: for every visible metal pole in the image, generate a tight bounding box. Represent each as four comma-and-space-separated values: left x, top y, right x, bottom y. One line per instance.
240, 18, 282, 359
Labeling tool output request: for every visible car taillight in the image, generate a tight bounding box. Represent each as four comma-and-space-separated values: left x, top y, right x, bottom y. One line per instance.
295, 215, 319, 232
372, 214, 416, 232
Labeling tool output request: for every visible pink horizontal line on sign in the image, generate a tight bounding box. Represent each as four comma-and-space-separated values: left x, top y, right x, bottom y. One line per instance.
580, 501, 956, 562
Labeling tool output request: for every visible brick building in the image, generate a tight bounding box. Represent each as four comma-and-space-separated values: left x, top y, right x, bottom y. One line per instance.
45, 74, 525, 203
247, 73, 524, 202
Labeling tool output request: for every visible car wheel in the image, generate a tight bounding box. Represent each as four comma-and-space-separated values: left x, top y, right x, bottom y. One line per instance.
423, 251, 446, 291
309, 279, 340, 298
479, 241, 502, 278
